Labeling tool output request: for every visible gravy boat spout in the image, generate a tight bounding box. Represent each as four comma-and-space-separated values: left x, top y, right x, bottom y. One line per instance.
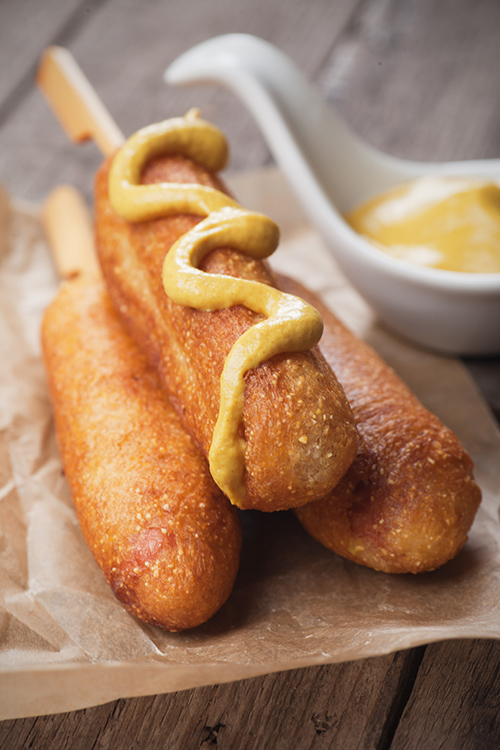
166, 34, 500, 355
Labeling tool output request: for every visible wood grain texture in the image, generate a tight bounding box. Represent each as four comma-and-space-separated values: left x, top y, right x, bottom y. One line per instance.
0, 0, 91, 116
0, 649, 424, 749
319, 0, 500, 162
391, 640, 500, 750
0, 0, 499, 746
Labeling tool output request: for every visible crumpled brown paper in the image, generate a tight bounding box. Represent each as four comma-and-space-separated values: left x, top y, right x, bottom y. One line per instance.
1, 170, 499, 720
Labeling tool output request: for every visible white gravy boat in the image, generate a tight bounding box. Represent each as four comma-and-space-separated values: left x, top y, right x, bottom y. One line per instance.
165, 33, 500, 355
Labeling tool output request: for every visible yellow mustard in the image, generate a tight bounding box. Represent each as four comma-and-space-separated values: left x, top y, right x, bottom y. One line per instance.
346, 176, 500, 273
108, 111, 323, 506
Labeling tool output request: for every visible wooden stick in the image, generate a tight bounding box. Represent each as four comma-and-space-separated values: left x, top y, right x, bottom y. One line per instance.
41, 185, 101, 279
37, 46, 124, 156
0, 184, 10, 262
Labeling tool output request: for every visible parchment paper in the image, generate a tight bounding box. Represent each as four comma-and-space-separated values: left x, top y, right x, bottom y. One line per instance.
1, 169, 499, 721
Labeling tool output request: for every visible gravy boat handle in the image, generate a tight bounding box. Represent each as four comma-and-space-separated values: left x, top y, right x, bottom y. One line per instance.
166, 34, 500, 220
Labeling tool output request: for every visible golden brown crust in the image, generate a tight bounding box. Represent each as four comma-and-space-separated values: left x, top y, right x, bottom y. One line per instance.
94, 155, 359, 511
42, 278, 241, 631
282, 276, 482, 574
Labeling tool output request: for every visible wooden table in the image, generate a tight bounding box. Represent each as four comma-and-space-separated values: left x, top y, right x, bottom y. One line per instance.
1, 0, 499, 747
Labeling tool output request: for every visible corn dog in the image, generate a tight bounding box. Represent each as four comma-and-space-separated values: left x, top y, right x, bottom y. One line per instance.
282, 277, 481, 574
37, 50, 358, 513
37, 50, 479, 577
94, 115, 359, 512
41, 190, 241, 632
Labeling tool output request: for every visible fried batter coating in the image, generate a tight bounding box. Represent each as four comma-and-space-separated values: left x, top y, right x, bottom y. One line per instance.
94, 155, 358, 512
284, 277, 481, 574
42, 278, 241, 631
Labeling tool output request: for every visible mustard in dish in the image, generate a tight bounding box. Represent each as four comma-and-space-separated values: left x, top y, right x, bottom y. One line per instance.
346, 176, 500, 274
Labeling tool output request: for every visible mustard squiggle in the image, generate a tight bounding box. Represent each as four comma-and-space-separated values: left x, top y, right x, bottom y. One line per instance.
109, 112, 323, 506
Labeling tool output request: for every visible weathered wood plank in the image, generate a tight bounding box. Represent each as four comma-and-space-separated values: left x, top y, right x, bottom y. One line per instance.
391, 640, 500, 750
0, 0, 100, 115
319, 0, 500, 162
0, 649, 425, 749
